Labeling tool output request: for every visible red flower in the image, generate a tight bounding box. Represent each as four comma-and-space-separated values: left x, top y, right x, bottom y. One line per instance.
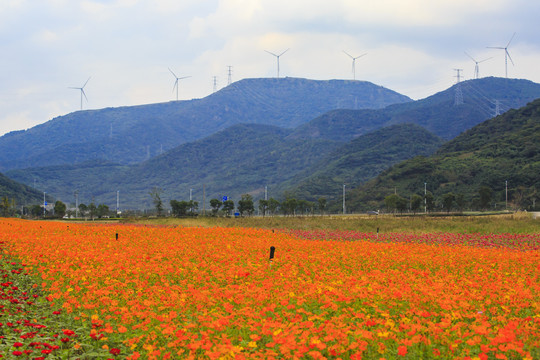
13, 342, 24, 348
398, 345, 408, 356
109, 348, 121, 356
12, 351, 23, 356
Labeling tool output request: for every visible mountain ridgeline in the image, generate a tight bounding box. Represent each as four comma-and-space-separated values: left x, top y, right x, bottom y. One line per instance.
289, 77, 540, 142
0, 78, 410, 171
346, 97, 540, 212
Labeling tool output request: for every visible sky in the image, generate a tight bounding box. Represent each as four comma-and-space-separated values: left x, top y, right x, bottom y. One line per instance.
1, 0, 540, 136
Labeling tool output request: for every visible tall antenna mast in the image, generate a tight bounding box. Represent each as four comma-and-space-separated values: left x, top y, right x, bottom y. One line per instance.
265, 49, 289, 78
454, 69, 464, 106
487, 32, 516, 78
213, 76, 218, 93
227, 66, 233, 85
343, 51, 367, 80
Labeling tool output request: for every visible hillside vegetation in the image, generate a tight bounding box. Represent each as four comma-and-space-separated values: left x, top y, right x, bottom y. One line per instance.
346, 98, 540, 212
0, 78, 410, 171
289, 77, 540, 141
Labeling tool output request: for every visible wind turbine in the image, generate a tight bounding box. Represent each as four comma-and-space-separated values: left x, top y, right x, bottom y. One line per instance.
343, 51, 367, 80
487, 32, 516, 78
168, 68, 191, 101
265, 49, 289, 78
69, 77, 91, 110
464, 52, 493, 79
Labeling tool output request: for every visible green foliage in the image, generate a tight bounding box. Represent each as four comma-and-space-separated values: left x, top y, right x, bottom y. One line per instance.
346, 97, 540, 212
290, 77, 540, 142
54, 200, 67, 218
238, 194, 255, 216
410, 194, 423, 214
150, 187, 164, 216
0, 78, 410, 171
222, 200, 235, 216
283, 123, 443, 202
209, 198, 222, 216
442, 193, 456, 213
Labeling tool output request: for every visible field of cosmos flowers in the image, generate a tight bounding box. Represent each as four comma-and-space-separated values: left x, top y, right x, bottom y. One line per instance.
0, 218, 539, 359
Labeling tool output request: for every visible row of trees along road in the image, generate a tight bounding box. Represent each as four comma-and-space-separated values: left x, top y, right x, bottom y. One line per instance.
383, 185, 529, 214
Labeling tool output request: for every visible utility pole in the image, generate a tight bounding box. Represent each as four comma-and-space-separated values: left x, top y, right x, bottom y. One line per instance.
505, 180, 508, 210
227, 66, 233, 85
116, 190, 120, 216
343, 184, 346, 215
75, 190, 79, 218
203, 184, 206, 216
265, 186, 268, 201
43, 192, 46, 216
424, 182, 427, 214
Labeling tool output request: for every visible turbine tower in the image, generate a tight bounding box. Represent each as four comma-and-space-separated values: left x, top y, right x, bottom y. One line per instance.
464, 52, 492, 79
343, 51, 367, 80
69, 77, 91, 110
168, 68, 191, 101
265, 49, 289, 78
487, 32, 516, 78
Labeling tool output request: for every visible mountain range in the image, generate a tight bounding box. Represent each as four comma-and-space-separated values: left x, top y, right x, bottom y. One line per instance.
0, 78, 410, 172
345, 97, 540, 212
2, 76, 540, 211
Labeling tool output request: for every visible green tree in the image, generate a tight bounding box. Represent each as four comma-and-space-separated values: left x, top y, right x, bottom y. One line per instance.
88, 202, 97, 220
97, 204, 110, 218
267, 198, 280, 216
54, 200, 67, 219
149, 187, 164, 216
318, 197, 327, 215
78, 203, 88, 217
442, 193, 456, 213
282, 197, 297, 216
30, 204, 42, 217
425, 191, 435, 212
456, 193, 466, 212
238, 194, 254, 216
222, 199, 235, 216
384, 194, 399, 214
170, 200, 189, 217
258, 199, 268, 217
479, 186, 492, 210
396, 196, 408, 214
410, 194, 423, 215
1, 197, 10, 217
209, 198, 222, 216
188, 200, 199, 216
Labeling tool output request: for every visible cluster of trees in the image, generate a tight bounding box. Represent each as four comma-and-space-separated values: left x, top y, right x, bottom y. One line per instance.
206, 194, 328, 217
382, 185, 528, 214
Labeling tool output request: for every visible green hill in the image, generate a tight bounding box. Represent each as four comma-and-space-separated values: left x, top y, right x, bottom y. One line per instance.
0, 172, 46, 207
346, 98, 540, 212
6, 124, 342, 209
277, 124, 444, 201
0, 78, 410, 171
289, 77, 540, 142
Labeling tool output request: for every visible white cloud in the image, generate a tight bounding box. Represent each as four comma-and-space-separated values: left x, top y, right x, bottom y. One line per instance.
1, 0, 540, 135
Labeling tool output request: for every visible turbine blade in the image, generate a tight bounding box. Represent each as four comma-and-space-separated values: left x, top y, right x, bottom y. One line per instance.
178, 76, 191, 80
81, 89, 88, 101
82, 77, 91, 88
265, 50, 278, 57
278, 48, 289, 57
464, 51, 476, 62
506, 50, 515, 66
168, 68, 177, 78
355, 53, 367, 60
506, 32, 516, 47
478, 57, 493, 63
343, 50, 354, 59
172, 79, 178, 92
487, 46, 504, 49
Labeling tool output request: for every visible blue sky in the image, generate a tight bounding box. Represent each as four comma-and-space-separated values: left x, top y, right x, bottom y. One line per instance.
1, 0, 540, 135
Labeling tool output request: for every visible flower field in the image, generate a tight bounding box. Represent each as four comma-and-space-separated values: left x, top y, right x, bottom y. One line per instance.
1, 218, 539, 359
